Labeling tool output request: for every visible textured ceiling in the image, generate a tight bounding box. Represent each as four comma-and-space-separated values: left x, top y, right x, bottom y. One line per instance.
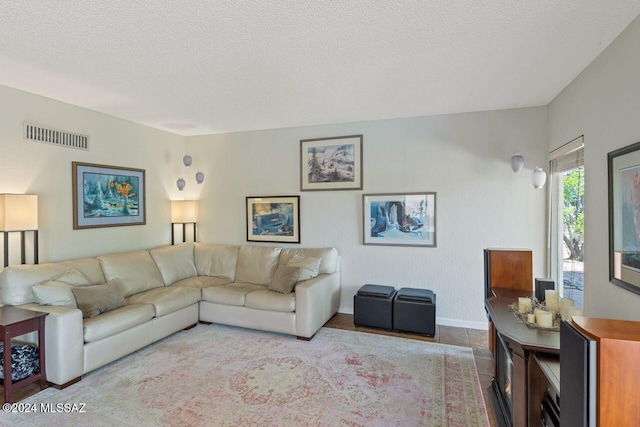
0, 1, 638, 136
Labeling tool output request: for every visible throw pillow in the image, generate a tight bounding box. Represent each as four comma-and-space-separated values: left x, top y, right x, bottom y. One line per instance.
32, 281, 76, 307
31, 269, 92, 308
268, 265, 300, 294
286, 254, 321, 281
71, 279, 126, 318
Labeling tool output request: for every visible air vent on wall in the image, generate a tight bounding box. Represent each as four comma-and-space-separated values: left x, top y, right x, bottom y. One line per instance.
24, 123, 89, 150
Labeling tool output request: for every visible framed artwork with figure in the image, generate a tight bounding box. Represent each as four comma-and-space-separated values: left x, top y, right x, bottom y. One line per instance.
609, 141, 640, 295
363, 192, 436, 247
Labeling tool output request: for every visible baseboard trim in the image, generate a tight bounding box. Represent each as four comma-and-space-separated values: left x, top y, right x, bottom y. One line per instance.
337, 307, 488, 331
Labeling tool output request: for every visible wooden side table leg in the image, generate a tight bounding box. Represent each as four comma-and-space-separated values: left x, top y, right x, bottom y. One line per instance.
38, 317, 47, 390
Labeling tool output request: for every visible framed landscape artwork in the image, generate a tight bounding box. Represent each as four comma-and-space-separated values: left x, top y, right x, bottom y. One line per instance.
363, 192, 436, 247
608, 141, 640, 295
246, 196, 300, 243
72, 162, 146, 229
300, 135, 363, 191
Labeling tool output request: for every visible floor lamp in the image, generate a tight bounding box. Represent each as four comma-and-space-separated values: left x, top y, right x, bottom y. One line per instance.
171, 200, 197, 245
0, 194, 38, 267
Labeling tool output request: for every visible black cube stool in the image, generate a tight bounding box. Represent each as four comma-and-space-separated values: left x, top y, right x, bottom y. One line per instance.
393, 288, 436, 336
354, 284, 397, 330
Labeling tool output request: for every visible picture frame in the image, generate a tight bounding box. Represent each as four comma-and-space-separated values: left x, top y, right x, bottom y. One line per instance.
363, 192, 436, 247
72, 162, 146, 230
300, 135, 363, 191
246, 196, 300, 243
608, 141, 640, 295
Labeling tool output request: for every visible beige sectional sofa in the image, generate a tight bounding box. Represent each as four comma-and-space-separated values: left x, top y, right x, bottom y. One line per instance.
0, 243, 340, 388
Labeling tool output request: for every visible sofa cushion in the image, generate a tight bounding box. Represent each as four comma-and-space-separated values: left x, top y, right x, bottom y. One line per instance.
82, 303, 155, 343
72, 279, 126, 319
149, 242, 197, 285
268, 265, 300, 294
0, 258, 105, 305
171, 276, 232, 289
194, 243, 239, 281
201, 282, 266, 306
98, 250, 164, 297
235, 246, 282, 285
286, 254, 321, 281
245, 290, 296, 313
279, 248, 339, 275
126, 286, 201, 317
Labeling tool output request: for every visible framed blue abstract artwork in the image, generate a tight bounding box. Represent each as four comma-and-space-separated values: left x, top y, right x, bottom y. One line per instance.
246, 196, 300, 243
72, 162, 146, 229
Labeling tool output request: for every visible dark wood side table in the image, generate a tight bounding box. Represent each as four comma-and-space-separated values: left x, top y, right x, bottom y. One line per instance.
0, 306, 48, 403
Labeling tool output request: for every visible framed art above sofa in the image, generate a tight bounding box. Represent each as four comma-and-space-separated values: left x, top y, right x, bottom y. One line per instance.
300, 135, 363, 191
246, 196, 300, 243
72, 162, 146, 229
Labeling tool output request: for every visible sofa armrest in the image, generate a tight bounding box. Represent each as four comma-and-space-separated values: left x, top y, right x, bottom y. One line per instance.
294, 272, 340, 338
18, 303, 84, 386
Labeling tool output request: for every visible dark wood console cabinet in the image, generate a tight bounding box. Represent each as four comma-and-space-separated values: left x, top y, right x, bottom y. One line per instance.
486, 293, 559, 427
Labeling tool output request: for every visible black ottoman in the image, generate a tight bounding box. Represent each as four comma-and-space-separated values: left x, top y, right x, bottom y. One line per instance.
354, 284, 396, 330
393, 288, 436, 336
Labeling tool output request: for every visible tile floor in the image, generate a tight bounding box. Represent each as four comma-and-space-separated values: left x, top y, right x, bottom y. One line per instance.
324, 313, 497, 426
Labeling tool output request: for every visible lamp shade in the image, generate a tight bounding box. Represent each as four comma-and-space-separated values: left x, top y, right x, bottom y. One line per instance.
171, 200, 197, 223
531, 167, 547, 189
0, 194, 38, 231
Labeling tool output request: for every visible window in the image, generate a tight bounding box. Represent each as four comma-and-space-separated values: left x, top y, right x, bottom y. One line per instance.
549, 136, 584, 308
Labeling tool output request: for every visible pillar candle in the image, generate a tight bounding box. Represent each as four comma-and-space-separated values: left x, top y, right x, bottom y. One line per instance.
527, 313, 536, 324
560, 298, 575, 320
518, 297, 532, 314
545, 290, 560, 312
536, 311, 553, 328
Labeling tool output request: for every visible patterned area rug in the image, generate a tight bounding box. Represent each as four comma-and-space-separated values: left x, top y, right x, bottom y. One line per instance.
2, 325, 489, 426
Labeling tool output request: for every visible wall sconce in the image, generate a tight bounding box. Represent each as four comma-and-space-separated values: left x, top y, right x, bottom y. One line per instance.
511, 153, 525, 172
0, 194, 38, 267
171, 200, 197, 244
176, 154, 204, 190
531, 167, 547, 189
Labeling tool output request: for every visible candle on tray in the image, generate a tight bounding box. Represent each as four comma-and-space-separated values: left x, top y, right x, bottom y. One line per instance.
518, 297, 532, 314
536, 311, 553, 328
560, 298, 575, 321
527, 313, 536, 324
545, 290, 560, 312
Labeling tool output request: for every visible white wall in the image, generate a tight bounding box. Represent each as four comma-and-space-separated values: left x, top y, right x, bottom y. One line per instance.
187, 107, 548, 329
0, 85, 185, 262
548, 15, 640, 320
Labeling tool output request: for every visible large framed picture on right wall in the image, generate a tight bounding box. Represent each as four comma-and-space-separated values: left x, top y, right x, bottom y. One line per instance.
363, 192, 437, 247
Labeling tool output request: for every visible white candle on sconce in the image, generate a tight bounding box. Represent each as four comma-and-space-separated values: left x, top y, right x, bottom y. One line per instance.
545, 290, 560, 312
536, 311, 553, 328
518, 297, 532, 314
527, 313, 536, 324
